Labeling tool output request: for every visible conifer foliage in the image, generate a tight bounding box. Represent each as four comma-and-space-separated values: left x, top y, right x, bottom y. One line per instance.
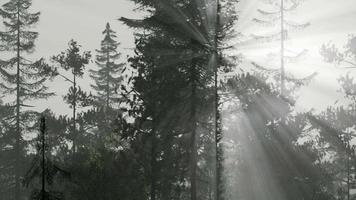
90, 23, 125, 110
23, 116, 69, 200
121, 0, 239, 199
52, 40, 91, 154
252, 0, 312, 96
0, 1, 353, 200
0, 0, 56, 199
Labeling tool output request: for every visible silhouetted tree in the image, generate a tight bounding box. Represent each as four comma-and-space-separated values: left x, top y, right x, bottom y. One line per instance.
320, 35, 356, 200
121, 1, 239, 199
121, 32, 190, 200
23, 116, 69, 200
0, 0, 56, 198
224, 72, 332, 200
90, 22, 125, 110
52, 40, 91, 154
252, 0, 310, 95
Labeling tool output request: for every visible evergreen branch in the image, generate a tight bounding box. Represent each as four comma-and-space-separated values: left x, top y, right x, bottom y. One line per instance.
284, 49, 308, 63
250, 30, 285, 43
284, 21, 310, 30
257, 8, 280, 16
340, 59, 356, 68
56, 73, 74, 84
253, 17, 280, 27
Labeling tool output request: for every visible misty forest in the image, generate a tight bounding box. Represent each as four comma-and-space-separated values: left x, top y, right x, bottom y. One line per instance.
0, 0, 356, 199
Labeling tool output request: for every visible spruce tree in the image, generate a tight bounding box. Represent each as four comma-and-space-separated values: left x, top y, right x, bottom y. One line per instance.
89, 23, 124, 144
123, 32, 190, 200
121, 1, 239, 199
0, 0, 56, 198
251, 0, 311, 96
90, 22, 124, 111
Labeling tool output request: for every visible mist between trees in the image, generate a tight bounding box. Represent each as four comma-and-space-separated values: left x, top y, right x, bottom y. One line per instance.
0, 0, 356, 200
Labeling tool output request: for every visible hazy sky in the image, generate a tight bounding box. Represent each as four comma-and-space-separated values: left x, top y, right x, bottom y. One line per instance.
238, 0, 356, 113
19, 0, 138, 115
1, 0, 356, 116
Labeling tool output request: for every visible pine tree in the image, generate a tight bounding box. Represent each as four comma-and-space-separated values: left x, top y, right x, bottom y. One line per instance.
90, 23, 124, 111
52, 40, 91, 154
251, 0, 311, 96
0, 0, 56, 198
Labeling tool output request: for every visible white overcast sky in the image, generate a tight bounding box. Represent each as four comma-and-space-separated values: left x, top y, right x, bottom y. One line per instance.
1, 0, 356, 116
24, 0, 138, 116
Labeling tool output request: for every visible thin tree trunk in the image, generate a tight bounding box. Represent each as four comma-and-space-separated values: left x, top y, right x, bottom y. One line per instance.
15, 2, 21, 199
347, 133, 351, 200
150, 113, 157, 200
190, 59, 197, 200
41, 117, 46, 200
280, 0, 285, 96
214, 64, 221, 200
106, 50, 110, 111
150, 127, 156, 200
214, 2, 221, 200
105, 49, 110, 137
73, 72, 77, 153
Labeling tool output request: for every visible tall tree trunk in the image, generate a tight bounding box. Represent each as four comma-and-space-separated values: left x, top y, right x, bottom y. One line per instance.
214, 2, 221, 200
72, 72, 77, 153
280, 0, 285, 96
150, 115, 157, 200
190, 59, 197, 200
105, 50, 110, 137
214, 63, 221, 200
106, 50, 110, 111
15, 2, 21, 199
347, 133, 351, 200
40, 117, 46, 200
